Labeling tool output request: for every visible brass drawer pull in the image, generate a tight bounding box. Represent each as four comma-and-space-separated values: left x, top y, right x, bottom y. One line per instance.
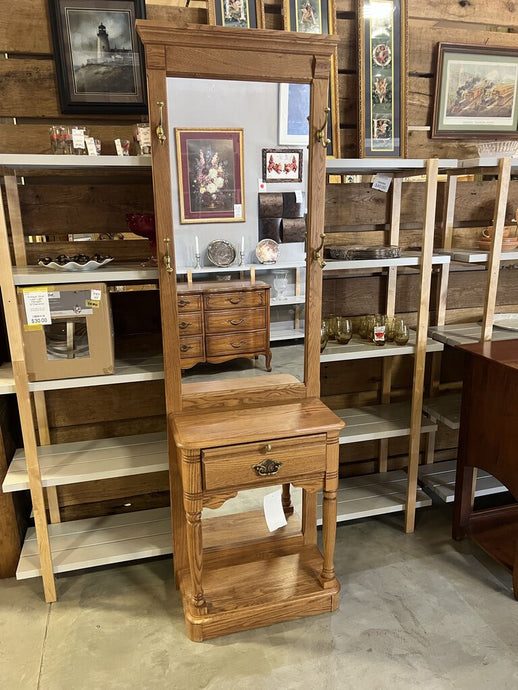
179, 321, 192, 329
252, 458, 282, 476
180, 344, 193, 352
178, 299, 190, 307
227, 297, 243, 304
230, 340, 246, 349
229, 318, 245, 326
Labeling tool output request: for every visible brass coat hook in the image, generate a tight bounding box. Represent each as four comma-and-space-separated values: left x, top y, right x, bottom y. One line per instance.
316, 107, 331, 149
313, 233, 326, 268
156, 101, 167, 145
163, 237, 174, 273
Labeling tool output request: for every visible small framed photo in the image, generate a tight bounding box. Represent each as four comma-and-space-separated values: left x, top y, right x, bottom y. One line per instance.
48, 0, 147, 114
208, 0, 265, 28
175, 128, 245, 224
262, 148, 303, 183
432, 42, 518, 139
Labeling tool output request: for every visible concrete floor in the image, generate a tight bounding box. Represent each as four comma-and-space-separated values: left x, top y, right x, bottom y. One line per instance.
1, 502, 517, 690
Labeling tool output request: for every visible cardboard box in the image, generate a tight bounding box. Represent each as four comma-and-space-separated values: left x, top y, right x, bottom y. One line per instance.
18, 283, 114, 382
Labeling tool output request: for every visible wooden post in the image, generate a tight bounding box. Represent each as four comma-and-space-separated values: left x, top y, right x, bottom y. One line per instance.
405, 158, 439, 534
33, 391, 61, 524
4, 174, 27, 266
0, 189, 56, 601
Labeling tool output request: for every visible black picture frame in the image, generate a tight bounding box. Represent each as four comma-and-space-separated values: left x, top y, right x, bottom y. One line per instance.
48, 0, 147, 114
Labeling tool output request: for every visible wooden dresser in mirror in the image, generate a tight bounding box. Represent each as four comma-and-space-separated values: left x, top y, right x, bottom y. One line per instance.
137, 21, 342, 641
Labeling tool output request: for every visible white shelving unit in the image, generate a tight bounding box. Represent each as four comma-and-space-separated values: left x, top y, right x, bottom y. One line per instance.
322, 158, 452, 531
424, 156, 518, 505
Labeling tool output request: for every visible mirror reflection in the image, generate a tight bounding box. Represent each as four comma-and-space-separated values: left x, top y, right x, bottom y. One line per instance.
166, 77, 308, 386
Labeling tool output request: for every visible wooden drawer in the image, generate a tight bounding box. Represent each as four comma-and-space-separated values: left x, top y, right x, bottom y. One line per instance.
178, 312, 203, 336
202, 434, 326, 491
177, 294, 202, 313
179, 335, 204, 359
204, 289, 267, 310
206, 330, 266, 357
205, 308, 266, 334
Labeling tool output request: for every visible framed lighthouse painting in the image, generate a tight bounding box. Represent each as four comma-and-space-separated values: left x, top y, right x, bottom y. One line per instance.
48, 0, 147, 114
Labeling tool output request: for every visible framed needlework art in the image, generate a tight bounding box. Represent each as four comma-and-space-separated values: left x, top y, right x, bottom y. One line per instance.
358, 0, 407, 157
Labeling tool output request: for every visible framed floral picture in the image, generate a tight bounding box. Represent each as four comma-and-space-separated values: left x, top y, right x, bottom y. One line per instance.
432, 43, 518, 139
262, 148, 303, 182
175, 128, 245, 224
208, 0, 265, 28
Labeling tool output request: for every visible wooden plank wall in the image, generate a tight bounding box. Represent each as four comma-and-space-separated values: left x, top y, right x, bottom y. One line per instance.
1, 0, 518, 509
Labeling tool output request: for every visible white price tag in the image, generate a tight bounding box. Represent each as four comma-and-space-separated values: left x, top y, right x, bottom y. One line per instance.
295, 189, 304, 204
263, 489, 288, 532
72, 128, 86, 150
114, 138, 124, 156
23, 290, 52, 326
372, 174, 392, 193
234, 204, 242, 218
139, 126, 151, 147
85, 137, 97, 156
91, 289, 102, 301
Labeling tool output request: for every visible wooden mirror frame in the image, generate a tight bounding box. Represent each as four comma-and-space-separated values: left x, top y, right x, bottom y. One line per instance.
136, 22, 338, 412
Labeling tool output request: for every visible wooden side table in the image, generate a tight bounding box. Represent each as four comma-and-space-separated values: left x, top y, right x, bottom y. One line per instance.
453, 339, 518, 599
170, 397, 344, 641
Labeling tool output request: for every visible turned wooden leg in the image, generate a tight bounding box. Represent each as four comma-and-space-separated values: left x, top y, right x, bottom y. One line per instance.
182, 448, 207, 613
185, 507, 207, 612
265, 349, 272, 372
281, 483, 294, 516
319, 431, 339, 588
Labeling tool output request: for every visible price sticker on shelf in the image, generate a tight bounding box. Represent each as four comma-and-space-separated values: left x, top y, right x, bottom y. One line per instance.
372, 173, 392, 193
23, 290, 52, 326
295, 189, 304, 204
72, 128, 86, 150
263, 489, 288, 532
114, 138, 124, 156
86, 299, 100, 309
85, 137, 97, 156
234, 204, 242, 218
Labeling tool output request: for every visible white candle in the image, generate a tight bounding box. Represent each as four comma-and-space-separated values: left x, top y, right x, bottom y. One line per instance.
195, 235, 199, 255
241, 236, 245, 253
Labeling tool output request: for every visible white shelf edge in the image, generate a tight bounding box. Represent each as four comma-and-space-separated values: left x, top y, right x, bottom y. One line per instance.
422, 393, 462, 430
16, 507, 172, 579
334, 402, 436, 445
323, 252, 450, 272
316, 470, 432, 524
419, 460, 507, 504
176, 261, 306, 274
326, 158, 458, 175
3, 431, 168, 493
321, 333, 443, 362
12, 264, 159, 285
270, 329, 305, 342
0, 154, 152, 170
428, 323, 518, 348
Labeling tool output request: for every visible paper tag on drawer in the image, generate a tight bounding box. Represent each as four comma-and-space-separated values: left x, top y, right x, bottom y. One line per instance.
263, 489, 288, 532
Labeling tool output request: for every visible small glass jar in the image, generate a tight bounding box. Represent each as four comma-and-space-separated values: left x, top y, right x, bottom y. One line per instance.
335, 317, 352, 344
394, 319, 409, 345
320, 320, 329, 353
372, 314, 386, 346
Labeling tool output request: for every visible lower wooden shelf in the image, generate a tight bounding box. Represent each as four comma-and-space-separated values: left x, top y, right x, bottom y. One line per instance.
16, 507, 172, 579
317, 470, 432, 523
419, 460, 506, 504
422, 393, 462, 430
177, 511, 339, 641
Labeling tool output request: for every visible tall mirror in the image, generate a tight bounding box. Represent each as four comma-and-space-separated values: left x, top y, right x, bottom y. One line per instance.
168, 77, 307, 387
136, 22, 338, 409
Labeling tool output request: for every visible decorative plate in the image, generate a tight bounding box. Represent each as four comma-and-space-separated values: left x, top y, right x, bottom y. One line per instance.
37, 255, 113, 271
206, 239, 236, 267
255, 239, 279, 264
492, 313, 518, 331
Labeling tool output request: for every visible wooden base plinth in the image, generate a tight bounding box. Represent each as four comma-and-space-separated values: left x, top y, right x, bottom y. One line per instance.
178, 543, 339, 641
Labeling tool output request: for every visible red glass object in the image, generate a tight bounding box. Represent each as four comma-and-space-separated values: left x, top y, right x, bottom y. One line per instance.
125, 213, 157, 265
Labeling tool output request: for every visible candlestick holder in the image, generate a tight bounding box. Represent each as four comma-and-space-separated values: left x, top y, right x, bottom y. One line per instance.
239, 250, 245, 266
194, 253, 201, 269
